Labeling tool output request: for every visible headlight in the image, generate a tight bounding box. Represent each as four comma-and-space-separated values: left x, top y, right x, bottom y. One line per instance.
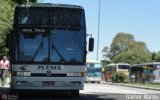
67, 72, 84, 77
17, 71, 31, 77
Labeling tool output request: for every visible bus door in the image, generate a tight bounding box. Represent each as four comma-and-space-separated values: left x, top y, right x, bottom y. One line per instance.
105, 66, 112, 81
142, 66, 152, 82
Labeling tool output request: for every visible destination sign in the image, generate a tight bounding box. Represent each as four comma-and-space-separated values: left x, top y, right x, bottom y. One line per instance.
21, 28, 46, 33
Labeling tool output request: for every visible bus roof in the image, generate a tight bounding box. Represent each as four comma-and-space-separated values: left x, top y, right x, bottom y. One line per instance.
131, 62, 160, 68
144, 62, 160, 65
86, 60, 101, 64
107, 63, 130, 66
16, 3, 84, 10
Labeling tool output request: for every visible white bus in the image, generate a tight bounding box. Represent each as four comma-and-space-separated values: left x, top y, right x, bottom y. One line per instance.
6, 3, 94, 97
85, 60, 102, 83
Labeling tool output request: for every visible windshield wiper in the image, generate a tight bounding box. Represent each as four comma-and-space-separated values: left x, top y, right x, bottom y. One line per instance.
31, 38, 43, 62
51, 37, 66, 63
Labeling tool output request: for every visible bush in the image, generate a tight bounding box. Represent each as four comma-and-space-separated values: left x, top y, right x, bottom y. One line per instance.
111, 72, 128, 83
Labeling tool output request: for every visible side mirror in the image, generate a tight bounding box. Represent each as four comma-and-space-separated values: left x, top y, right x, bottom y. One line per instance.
89, 37, 94, 52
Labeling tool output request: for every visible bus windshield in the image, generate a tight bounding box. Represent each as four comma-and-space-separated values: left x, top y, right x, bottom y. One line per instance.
87, 67, 101, 77
118, 65, 130, 69
87, 63, 101, 76
16, 30, 84, 63
15, 7, 85, 64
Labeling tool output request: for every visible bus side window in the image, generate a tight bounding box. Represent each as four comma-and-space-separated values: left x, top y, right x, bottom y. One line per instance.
143, 69, 147, 73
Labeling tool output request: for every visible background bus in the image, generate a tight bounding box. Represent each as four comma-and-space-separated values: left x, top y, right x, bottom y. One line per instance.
6, 3, 94, 97
130, 62, 160, 83
105, 63, 130, 82
85, 60, 102, 83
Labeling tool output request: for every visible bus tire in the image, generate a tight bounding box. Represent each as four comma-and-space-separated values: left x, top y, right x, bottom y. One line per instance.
71, 90, 79, 97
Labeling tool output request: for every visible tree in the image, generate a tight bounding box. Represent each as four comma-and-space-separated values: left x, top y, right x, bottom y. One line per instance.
154, 51, 160, 62
113, 47, 151, 64
151, 52, 156, 61
12, 0, 37, 4
0, 0, 15, 57
110, 32, 135, 60
0, 0, 38, 56
102, 32, 151, 64
102, 46, 111, 60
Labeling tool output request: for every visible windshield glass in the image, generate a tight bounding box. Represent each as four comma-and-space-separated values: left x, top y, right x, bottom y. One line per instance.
18, 8, 49, 24
17, 8, 82, 27
87, 63, 102, 73
50, 8, 81, 26
50, 30, 84, 63
118, 65, 130, 69
15, 29, 85, 64
15, 7, 85, 64
16, 31, 48, 62
87, 67, 102, 77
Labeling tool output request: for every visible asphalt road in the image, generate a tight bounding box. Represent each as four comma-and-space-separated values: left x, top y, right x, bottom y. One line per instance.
0, 83, 160, 100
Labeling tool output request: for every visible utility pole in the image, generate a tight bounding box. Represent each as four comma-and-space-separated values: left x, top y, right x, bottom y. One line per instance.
96, 0, 101, 61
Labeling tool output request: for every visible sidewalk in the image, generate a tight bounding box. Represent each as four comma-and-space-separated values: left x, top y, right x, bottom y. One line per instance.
102, 81, 160, 91
0, 84, 10, 88
0, 84, 10, 90
0, 78, 10, 88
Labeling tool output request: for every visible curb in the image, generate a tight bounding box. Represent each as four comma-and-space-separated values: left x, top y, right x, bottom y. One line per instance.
101, 82, 160, 91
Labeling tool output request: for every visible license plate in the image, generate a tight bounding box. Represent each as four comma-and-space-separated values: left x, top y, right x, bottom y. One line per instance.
43, 81, 55, 86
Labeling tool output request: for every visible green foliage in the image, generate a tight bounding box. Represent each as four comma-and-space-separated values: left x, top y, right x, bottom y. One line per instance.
150, 51, 160, 62
0, 0, 38, 56
113, 42, 151, 64
102, 32, 151, 64
151, 52, 156, 61
12, 0, 37, 4
154, 52, 160, 62
102, 46, 111, 60
110, 32, 135, 59
111, 72, 128, 83
0, 0, 15, 56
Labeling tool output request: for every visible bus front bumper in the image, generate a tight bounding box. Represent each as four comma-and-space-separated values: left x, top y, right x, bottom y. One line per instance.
11, 77, 84, 90
85, 77, 101, 82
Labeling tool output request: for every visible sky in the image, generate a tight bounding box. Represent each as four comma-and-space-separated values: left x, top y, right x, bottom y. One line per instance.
40, 0, 160, 61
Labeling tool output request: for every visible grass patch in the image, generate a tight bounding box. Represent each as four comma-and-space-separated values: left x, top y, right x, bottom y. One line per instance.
121, 83, 160, 89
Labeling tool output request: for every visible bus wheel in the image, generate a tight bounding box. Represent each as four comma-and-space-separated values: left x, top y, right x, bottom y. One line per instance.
98, 81, 100, 84
71, 90, 79, 97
